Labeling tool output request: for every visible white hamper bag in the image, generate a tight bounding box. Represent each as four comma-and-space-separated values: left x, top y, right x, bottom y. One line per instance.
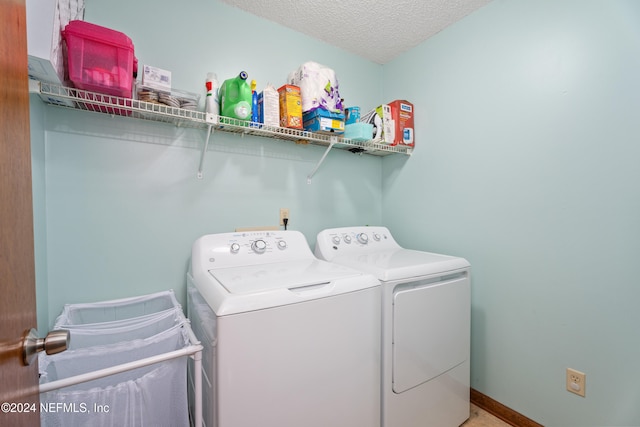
57, 308, 188, 351
53, 290, 181, 326
39, 320, 190, 426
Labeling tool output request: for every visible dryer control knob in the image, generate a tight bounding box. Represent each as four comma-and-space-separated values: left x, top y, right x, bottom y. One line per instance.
357, 233, 369, 244
230, 243, 241, 253
252, 239, 267, 254
343, 235, 352, 244
277, 240, 287, 250
332, 236, 341, 245
373, 233, 381, 241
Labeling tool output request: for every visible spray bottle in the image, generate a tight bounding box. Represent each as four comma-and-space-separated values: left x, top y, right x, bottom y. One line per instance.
205, 72, 220, 117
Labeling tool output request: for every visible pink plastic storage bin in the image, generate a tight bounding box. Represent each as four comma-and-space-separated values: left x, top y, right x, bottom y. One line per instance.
63, 20, 136, 99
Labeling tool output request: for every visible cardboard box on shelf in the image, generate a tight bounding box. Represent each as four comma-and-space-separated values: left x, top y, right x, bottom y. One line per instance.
141, 65, 172, 93
389, 100, 414, 147
258, 84, 280, 127
303, 109, 345, 134
278, 84, 303, 129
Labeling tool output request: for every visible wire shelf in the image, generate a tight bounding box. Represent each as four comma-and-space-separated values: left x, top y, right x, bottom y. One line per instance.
37, 81, 413, 157
38, 81, 208, 129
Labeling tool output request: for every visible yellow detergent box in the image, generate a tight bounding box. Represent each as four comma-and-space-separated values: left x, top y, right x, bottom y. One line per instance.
278, 84, 303, 129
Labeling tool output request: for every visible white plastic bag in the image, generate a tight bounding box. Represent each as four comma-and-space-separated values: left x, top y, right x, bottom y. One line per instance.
54, 290, 181, 326
39, 324, 190, 427
288, 61, 343, 113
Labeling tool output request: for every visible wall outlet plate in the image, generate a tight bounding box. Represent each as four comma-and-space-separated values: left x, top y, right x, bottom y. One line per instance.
279, 208, 290, 226
566, 368, 586, 397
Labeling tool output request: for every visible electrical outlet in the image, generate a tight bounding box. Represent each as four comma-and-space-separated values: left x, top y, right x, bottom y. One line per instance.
279, 208, 290, 226
566, 368, 586, 397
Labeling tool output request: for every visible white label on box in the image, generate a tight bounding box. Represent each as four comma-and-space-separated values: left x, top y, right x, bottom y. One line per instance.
319, 118, 344, 131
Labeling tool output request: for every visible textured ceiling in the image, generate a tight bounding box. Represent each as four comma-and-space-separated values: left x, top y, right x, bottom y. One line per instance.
220, 0, 493, 64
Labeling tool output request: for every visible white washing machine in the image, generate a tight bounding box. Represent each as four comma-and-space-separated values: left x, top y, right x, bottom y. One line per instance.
315, 226, 471, 427
187, 230, 381, 427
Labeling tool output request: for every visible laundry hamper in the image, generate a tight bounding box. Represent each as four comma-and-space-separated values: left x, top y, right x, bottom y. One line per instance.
39, 291, 202, 427
56, 306, 189, 351
53, 290, 181, 326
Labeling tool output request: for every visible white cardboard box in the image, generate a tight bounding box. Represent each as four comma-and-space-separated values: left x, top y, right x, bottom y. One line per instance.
141, 65, 172, 93
258, 85, 280, 127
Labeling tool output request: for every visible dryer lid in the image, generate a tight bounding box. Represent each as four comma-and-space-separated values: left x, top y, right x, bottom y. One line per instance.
314, 226, 469, 281
333, 248, 470, 282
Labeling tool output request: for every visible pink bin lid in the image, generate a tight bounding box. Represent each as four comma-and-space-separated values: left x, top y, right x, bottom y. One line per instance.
62, 20, 134, 51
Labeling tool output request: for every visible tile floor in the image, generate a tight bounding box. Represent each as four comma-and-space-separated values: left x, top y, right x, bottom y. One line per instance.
462, 404, 512, 427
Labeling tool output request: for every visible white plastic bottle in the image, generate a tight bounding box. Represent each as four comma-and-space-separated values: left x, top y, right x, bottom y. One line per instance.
205, 72, 220, 116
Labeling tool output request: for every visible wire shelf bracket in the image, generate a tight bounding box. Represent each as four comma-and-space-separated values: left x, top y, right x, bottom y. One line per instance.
307, 136, 338, 184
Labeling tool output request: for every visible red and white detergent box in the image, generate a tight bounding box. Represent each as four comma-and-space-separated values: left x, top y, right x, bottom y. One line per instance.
389, 100, 414, 147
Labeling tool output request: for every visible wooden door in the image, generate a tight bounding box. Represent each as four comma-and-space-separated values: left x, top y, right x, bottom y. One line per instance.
0, 0, 41, 425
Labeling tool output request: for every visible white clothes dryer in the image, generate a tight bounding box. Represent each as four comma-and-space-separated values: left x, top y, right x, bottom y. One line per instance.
187, 230, 381, 427
315, 226, 471, 427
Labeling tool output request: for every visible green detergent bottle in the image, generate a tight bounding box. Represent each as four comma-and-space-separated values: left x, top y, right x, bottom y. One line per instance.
220, 71, 252, 121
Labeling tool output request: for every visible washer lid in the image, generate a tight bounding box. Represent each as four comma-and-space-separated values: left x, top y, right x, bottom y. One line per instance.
333, 248, 470, 281
194, 258, 379, 315
211, 259, 361, 294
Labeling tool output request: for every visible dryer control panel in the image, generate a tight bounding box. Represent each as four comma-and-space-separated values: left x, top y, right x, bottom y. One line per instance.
315, 226, 401, 261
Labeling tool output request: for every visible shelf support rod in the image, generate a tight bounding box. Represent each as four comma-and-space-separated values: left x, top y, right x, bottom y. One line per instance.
307, 136, 338, 184
197, 125, 214, 179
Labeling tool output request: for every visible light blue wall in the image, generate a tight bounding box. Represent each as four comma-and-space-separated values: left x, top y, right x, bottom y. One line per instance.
382, 0, 640, 425
31, 0, 640, 425
31, 0, 385, 327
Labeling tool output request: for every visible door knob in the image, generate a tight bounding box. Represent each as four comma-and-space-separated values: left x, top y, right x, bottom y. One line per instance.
22, 328, 70, 366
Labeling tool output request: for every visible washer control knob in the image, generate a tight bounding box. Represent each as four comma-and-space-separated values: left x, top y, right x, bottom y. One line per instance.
343, 235, 352, 244
357, 233, 369, 244
332, 236, 341, 245
230, 243, 241, 253
373, 233, 381, 241
277, 240, 287, 250
252, 239, 267, 254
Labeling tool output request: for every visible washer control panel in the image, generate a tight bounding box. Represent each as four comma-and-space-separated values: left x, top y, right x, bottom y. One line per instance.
192, 230, 313, 270
226, 232, 294, 256
315, 226, 401, 261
